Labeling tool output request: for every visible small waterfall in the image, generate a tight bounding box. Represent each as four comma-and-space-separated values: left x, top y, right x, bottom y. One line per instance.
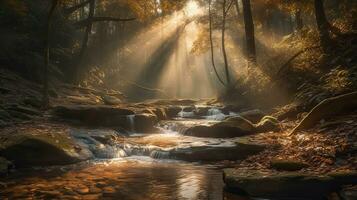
177, 106, 195, 118
205, 108, 226, 121
126, 115, 136, 132
121, 143, 171, 159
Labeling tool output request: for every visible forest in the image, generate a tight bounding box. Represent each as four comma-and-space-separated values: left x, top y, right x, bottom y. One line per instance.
0, 0, 356, 199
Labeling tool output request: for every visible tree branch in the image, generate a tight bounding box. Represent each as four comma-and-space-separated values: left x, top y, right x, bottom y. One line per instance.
64, 0, 90, 16
75, 17, 136, 28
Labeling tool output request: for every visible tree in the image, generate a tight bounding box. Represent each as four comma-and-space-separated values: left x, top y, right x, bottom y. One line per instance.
241, 0, 256, 65
43, 0, 59, 108
208, 0, 226, 86
314, 0, 331, 52
221, 0, 232, 85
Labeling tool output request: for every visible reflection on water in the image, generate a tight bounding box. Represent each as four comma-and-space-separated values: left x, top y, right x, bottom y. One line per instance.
0, 158, 250, 200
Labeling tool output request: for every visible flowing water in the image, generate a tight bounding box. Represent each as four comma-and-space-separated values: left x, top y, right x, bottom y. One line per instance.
0, 106, 257, 200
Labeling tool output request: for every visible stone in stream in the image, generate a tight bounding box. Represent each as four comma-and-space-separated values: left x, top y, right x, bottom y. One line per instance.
170, 140, 266, 162
0, 131, 93, 167
133, 113, 158, 132
223, 169, 357, 199
166, 106, 183, 118
52, 105, 134, 127
185, 116, 256, 138
52, 105, 158, 132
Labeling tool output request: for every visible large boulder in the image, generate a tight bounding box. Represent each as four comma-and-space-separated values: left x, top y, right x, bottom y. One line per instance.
185, 116, 256, 138
224, 169, 357, 199
52, 105, 134, 128
170, 141, 266, 162
239, 109, 265, 123
0, 132, 93, 167
133, 114, 158, 133
166, 106, 182, 118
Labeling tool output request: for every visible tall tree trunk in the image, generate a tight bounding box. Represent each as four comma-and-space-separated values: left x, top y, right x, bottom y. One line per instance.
314, 0, 331, 52
222, 0, 231, 85
43, 0, 58, 108
76, 0, 95, 83
208, 0, 226, 86
241, 0, 256, 65
295, 9, 303, 31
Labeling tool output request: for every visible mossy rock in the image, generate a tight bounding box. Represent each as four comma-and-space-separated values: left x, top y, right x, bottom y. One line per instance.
224, 169, 357, 199
219, 116, 256, 132
0, 133, 93, 167
270, 159, 309, 171
238, 109, 266, 123
256, 116, 281, 133
102, 95, 121, 105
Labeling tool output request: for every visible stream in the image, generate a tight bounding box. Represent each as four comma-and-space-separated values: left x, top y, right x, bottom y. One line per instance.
0, 107, 262, 200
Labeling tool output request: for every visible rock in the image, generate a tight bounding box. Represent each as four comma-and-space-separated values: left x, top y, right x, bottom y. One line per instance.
239, 109, 265, 123
183, 106, 195, 112
166, 106, 182, 118
102, 95, 121, 105
0, 157, 11, 174
270, 159, 309, 171
340, 185, 357, 200
153, 107, 167, 120
256, 116, 281, 133
0, 133, 93, 167
134, 114, 158, 132
224, 169, 357, 199
75, 186, 90, 194
170, 141, 266, 162
52, 105, 134, 128
185, 117, 256, 138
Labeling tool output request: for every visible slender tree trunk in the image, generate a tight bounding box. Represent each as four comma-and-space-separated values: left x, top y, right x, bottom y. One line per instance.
222, 0, 231, 85
43, 0, 58, 108
295, 9, 303, 31
208, 0, 226, 86
76, 0, 95, 83
234, 0, 240, 17
241, 0, 256, 65
314, 0, 331, 52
